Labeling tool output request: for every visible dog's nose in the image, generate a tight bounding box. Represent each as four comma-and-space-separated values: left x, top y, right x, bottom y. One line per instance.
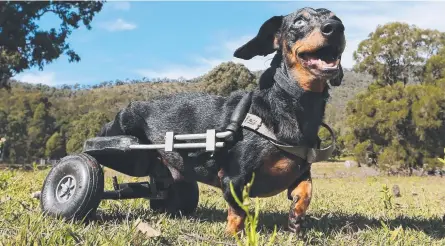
321, 20, 344, 37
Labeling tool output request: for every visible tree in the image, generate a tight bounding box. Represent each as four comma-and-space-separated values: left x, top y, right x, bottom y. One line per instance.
5, 117, 27, 163
0, 1, 104, 88
66, 111, 109, 153
423, 47, 445, 84
353, 22, 445, 86
45, 132, 65, 159
0, 110, 7, 136
27, 100, 54, 159
345, 82, 445, 171
201, 62, 257, 96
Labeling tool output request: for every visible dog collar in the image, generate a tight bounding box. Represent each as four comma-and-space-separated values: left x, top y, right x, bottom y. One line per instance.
273, 64, 330, 100
273, 64, 305, 96
241, 113, 336, 163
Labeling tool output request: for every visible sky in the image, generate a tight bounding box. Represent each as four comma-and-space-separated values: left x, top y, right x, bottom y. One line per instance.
13, 1, 445, 86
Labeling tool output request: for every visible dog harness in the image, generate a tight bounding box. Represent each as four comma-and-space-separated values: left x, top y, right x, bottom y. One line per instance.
241, 113, 335, 163
234, 66, 336, 163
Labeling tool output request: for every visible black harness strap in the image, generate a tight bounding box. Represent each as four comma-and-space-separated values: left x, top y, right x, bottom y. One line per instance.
241, 112, 336, 163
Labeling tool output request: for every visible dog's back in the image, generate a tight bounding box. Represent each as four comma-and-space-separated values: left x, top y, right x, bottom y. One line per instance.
100, 91, 247, 144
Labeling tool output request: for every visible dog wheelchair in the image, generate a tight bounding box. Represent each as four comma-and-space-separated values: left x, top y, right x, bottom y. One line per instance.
39, 93, 335, 221
39, 94, 255, 220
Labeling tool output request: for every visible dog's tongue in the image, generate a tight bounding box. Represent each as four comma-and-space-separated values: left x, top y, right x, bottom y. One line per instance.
305, 55, 337, 69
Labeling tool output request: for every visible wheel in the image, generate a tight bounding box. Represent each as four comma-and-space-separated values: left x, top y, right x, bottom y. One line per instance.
40, 153, 104, 221
150, 180, 199, 216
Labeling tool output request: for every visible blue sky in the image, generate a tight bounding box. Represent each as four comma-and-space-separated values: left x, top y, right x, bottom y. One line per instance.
14, 1, 445, 86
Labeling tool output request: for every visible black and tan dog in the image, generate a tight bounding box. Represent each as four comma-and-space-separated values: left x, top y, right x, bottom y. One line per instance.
99, 7, 345, 234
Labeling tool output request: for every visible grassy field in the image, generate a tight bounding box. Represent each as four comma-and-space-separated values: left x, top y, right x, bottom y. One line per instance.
1, 162, 444, 245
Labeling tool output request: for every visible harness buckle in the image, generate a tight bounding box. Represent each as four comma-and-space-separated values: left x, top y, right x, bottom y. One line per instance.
242, 113, 262, 131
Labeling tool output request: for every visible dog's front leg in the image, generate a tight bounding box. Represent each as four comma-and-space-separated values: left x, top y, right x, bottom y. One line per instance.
287, 171, 312, 234
221, 174, 246, 235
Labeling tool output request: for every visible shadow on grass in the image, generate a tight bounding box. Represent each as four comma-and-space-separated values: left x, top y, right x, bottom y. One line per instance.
194, 207, 445, 239
93, 206, 445, 239
304, 212, 445, 239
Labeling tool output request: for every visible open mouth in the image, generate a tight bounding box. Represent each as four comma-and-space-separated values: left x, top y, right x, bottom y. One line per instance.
298, 45, 341, 74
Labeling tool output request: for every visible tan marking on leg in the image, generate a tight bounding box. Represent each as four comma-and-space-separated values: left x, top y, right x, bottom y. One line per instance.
252, 158, 302, 197
226, 207, 245, 235
262, 157, 294, 176
290, 178, 312, 217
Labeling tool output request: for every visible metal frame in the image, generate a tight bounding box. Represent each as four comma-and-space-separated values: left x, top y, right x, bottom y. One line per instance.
128, 130, 234, 152
101, 181, 168, 200
100, 130, 235, 200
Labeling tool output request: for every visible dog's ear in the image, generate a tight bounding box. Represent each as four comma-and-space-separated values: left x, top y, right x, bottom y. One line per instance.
329, 63, 344, 86
233, 16, 283, 60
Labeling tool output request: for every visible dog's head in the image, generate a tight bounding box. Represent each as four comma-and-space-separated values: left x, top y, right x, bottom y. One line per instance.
234, 7, 346, 92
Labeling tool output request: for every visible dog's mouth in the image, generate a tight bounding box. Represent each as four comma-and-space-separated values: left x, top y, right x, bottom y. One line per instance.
298, 45, 342, 75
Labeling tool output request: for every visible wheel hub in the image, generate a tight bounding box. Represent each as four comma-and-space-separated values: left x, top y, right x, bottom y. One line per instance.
56, 175, 77, 203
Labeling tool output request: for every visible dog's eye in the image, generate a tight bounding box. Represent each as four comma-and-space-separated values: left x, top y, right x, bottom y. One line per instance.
294, 19, 306, 27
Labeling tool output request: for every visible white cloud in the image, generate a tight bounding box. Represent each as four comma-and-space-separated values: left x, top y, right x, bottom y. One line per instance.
99, 18, 136, 32
135, 2, 445, 79
13, 71, 91, 86
14, 71, 57, 85
135, 66, 212, 80
110, 2, 131, 11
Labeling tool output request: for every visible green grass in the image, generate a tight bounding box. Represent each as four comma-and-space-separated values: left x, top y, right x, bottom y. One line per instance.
1, 163, 444, 245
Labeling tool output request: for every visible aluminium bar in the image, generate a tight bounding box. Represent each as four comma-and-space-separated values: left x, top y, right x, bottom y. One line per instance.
174, 131, 234, 140
216, 131, 233, 139
174, 133, 207, 140
129, 142, 225, 150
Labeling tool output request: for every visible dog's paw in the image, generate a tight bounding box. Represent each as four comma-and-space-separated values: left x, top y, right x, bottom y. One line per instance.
226, 213, 245, 235
288, 195, 305, 234
225, 223, 244, 235
288, 212, 305, 234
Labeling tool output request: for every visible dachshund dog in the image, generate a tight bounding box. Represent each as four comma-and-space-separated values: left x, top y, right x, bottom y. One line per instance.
99, 7, 345, 234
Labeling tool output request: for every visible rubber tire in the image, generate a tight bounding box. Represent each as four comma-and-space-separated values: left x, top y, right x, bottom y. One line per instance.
40, 153, 104, 221
150, 180, 199, 216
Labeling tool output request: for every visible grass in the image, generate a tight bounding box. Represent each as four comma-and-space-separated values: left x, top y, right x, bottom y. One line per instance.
229, 173, 277, 246
0, 162, 444, 245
